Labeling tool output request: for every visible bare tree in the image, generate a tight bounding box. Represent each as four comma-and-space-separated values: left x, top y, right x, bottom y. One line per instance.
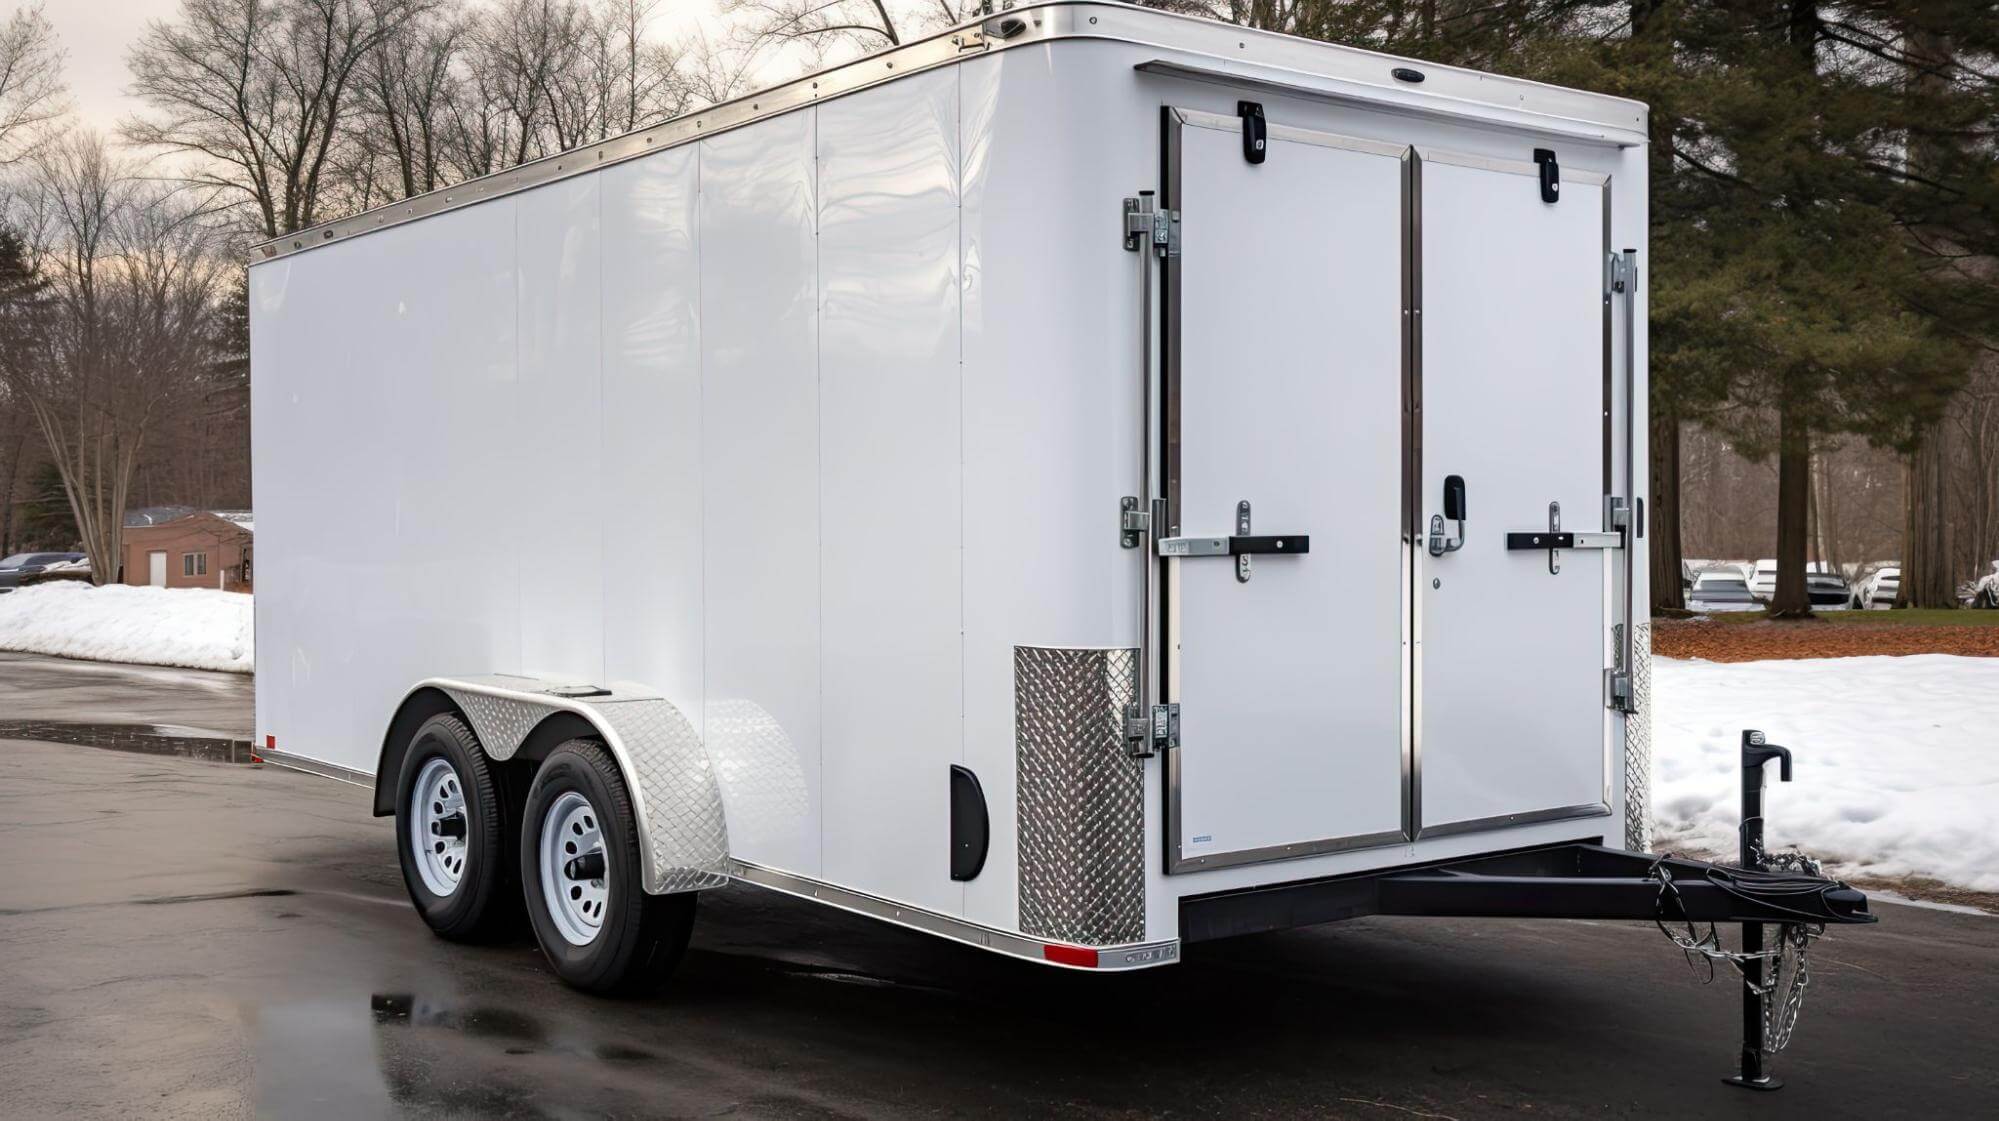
352, 6, 464, 200
124, 0, 427, 238
0, 3, 67, 165
719, 0, 972, 76
0, 134, 230, 585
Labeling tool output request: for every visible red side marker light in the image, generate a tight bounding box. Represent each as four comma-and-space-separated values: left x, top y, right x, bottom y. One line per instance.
1042, 943, 1098, 968
265, 734, 276, 750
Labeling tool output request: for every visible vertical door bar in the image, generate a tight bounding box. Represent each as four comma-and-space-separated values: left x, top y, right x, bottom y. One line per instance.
1404, 149, 1424, 840
1160, 107, 1185, 870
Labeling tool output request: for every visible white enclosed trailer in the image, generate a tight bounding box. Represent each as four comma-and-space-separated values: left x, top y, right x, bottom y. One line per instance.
251, 2, 1867, 1047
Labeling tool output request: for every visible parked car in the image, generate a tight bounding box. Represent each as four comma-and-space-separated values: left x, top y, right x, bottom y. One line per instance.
0, 552, 85, 593
1969, 563, 1999, 609
1748, 558, 1778, 602
18, 558, 91, 588
1806, 572, 1856, 610
1859, 566, 1900, 610
1690, 571, 1761, 612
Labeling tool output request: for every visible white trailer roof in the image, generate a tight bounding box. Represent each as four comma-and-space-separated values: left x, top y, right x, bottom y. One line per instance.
250, 1, 1647, 264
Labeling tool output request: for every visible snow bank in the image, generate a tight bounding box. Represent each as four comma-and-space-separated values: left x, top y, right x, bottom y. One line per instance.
1653, 654, 1999, 893
0, 583, 252, 674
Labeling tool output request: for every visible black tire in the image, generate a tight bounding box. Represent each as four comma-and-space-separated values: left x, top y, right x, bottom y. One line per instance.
394, 713, 520, 941
520, 740, 697, 995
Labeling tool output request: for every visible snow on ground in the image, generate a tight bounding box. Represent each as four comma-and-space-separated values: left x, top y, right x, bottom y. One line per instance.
0, 583, 252, 674
1652, 654, 1999, 893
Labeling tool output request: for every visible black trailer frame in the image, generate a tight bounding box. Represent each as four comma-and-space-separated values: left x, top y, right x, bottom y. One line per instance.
1181, 731, 1876, 1092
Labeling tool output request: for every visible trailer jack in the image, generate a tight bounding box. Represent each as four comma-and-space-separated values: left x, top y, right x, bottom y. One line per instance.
1178, 731, 1871, 1087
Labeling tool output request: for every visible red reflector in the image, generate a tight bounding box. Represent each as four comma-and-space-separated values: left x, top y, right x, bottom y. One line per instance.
265, 734, 276, 749
1042, 943, 1098, 968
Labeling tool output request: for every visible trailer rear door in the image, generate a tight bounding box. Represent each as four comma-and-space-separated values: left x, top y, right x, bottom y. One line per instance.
1414, 149, 1612, 836
1161, 108, 1409, 871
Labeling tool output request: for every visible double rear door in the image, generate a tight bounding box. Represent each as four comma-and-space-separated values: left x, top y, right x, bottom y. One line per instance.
1161, 105, 1615, 872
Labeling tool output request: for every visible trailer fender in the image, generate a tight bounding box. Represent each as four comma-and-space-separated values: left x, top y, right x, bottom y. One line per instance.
378, 677, 730, 894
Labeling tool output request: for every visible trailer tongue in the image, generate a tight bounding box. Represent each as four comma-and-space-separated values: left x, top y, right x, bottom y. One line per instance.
1183, 730, 1871, 1089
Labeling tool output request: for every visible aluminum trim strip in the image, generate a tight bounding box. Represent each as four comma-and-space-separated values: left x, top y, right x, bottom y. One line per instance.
730, 860, 1182, 970
250, 2, 1643, 264
1416, 802, 1612, 841
1138, 61, 1633, 148
256, 748, 372, 788
1407, 147, 1426, 838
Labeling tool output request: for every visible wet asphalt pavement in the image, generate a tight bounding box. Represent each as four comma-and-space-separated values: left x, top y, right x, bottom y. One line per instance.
1, 652, 1995, 1119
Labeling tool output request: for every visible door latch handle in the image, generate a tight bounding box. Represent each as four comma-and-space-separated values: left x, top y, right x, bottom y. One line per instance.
1155, 535, 1310, 557
1157, 499, 1306, 585
1428, 474, 1467, 557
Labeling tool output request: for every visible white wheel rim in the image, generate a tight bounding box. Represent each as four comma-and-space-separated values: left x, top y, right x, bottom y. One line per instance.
410, 757, 468, 897
540, 791, 608, 946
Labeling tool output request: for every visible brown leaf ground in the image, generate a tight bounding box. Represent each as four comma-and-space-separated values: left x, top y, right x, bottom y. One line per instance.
1653, 616, 1999, 661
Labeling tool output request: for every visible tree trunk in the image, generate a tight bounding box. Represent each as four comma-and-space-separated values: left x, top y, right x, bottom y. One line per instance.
1900, 420, 1955, 607
1770, 406, 1813, 616
1649, 406, 1684, 611
0, 415, 23, 558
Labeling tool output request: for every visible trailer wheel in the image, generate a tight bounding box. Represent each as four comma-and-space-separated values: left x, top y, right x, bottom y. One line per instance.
393, 713, 518, 941
520, 740, 696, 995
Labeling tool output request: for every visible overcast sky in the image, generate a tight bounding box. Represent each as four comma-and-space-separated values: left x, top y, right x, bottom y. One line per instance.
37, 0, 758, 140
41, 0, 183, 137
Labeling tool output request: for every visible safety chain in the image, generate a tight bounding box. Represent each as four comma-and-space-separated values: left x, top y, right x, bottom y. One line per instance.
1646, 853, 1827, 1054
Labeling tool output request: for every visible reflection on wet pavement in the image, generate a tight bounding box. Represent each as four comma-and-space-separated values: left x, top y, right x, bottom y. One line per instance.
0, 719, 254, 762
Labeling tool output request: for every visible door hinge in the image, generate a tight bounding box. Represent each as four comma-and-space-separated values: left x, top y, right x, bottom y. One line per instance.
1120, 496, 1149, 548
1606, 669, 1635, 713
1126, 702, 1179, 757
1608, 251, 1634, 296
1123, 194, 1180, 257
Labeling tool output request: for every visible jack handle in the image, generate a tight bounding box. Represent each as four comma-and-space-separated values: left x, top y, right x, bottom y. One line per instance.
1742, 730, 1792, 785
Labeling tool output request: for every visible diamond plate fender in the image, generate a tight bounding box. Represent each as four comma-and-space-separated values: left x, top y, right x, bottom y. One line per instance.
404, 677, 729, 893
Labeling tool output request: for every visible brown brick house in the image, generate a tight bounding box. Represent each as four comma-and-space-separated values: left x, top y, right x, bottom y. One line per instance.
122, 510, 254, 591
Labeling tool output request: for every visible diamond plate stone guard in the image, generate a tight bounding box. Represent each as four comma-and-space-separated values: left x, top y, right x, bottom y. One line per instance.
1624, 621, 1653, 852
1014, 646, 1146, 946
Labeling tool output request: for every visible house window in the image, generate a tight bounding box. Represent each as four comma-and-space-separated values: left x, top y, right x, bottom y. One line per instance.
182, 552, 208, 577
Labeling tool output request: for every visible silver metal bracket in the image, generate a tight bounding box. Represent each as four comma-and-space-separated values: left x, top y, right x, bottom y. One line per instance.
1235, 500, 1252, 583
1608, 250, 1634, 296
1122, 195, 1180, 257
1126, 701, 1180, 757
1547, 502, 1561, 574
1607, 495, 1632, 532
1120, 496, 1149, 548
1606, 669, 1635, 713
1427, 513, 1466, 557
1125, 703, 1152, 754
1153, 703, 1181, 751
